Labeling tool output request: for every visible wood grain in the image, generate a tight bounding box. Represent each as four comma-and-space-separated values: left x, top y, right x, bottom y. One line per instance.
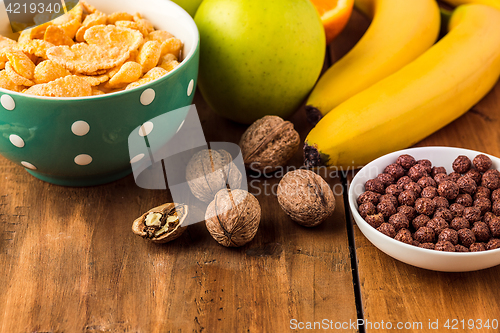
0, 89, 357, 331
340, 9, 500, 333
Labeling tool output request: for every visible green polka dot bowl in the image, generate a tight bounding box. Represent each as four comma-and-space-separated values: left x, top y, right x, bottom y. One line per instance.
0, 0, 199, 186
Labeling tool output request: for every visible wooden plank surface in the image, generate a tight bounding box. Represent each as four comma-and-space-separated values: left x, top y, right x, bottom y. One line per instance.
0, 92, 357, 331
338, 9, 500, 333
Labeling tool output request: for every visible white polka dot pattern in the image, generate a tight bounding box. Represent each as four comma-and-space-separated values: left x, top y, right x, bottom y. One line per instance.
140, 89, 155, 106
71, 121, 90, 136
1, 95, 15, 111
74, 154, 92, 166
9, 134, 25, 148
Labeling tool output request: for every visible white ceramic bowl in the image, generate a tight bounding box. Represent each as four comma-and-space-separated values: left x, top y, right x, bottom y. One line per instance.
349, 147, 500, 272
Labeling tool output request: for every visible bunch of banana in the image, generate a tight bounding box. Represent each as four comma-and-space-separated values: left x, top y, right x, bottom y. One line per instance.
305, 0, 440, 124
304, 4, 500, 168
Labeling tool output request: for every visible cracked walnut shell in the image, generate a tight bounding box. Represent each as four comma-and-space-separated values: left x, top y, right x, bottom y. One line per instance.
277, 169, 336, 227
239, 115, 300, 172
205, 189, 261, 247
186, 149, 242, 203
132, 203, 188, 243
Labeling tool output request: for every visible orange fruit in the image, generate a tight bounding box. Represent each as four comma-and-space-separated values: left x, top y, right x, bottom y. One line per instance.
310, 0, 355, 44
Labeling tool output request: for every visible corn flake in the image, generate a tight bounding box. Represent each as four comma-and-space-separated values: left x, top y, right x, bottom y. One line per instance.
18, 39, 55, 59
106, 61, 142, 88
34, 60, 71, 84
84, 25, 143, 54
0, 70, 22, 92
5, 62, 35, 86
75, 11, 107, 42
107, 12, 134, 25
44, 25, 74, 46
77, 74, 109, 86
6, 50, 36, 79
47, 43, 129, 74
25, 75, 92, 97
92, 87, 105, 95
136, 40, 161, 73
53, 3, 83, 39
159, 53, 180, 72
161, 38, 183, 58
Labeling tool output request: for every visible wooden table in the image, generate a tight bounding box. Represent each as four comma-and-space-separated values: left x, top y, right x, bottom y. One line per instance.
1, 9, 499, 333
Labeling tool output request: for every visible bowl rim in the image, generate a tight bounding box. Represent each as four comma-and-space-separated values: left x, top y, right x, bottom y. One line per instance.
348, 146, 500, 257
0, 0, 200, 101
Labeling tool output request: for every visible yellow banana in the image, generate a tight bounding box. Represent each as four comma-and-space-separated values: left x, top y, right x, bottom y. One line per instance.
442, 0, 500, 10
304, 4, 500, 169
305, 0, 440, 124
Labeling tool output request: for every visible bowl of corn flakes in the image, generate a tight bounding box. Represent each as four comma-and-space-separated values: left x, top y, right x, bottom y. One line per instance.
0, 0, 199, 186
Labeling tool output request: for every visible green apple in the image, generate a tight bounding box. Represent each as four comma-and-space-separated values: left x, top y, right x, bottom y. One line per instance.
194, 0, 325, 124
170, 0, 204, 17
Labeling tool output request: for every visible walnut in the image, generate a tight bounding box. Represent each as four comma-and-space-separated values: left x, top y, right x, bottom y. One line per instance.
186, 149, 242, 203
277, 169, 336, 227
132, 203, 188, 243
239, 115, 300, 172
205, 189, 261, 247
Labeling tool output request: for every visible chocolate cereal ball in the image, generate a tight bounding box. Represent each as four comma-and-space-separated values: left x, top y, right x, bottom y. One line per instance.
452, 155, 472, 174
397, 205, 417, 221
435, 241, 455, 252
376, 173, 395, 187
421, 186, 438, 199
398, 190, 417, 206
481, 169, 500, 190
434, 173, 450, 185
492, 200, 500, 216
412, 214, 431, 230
486, 238, 500, 250
365, 178, 385, 194
449, 203, 465, 217
474, 186, 490, 200
417, 159, 432, 174
471, 222, 491, 242
396, 176, 412, 188
404, 182, 422, 196
483, 212, 496, 225
488, 217, 500, 237
470, 243, 486, 252
357, 191, 381, 206
388, 212, 409, 231
438, 180, 459, 200
427, 217, 449, 235
431, 166, 447, 177
419, 243, 435, 250
395, 228, 413, 244
385, 184, 403, 197
377, 201, 397, 219
450, 217, 470, 231
456, 176, 476, 195
417, 176, 437, 189
358, 202, 377, 219
415, 197, 436, 216
455, 244, 469, 252
474, 197, 491, 215
455, 193, 473, 207
491, 189, 500, 202
366, 213, 385, 228
377, 223, 396, 238
379, 194, 398, 208
473, 154, 492, 173
414, 226, 435, 243
448, 172, 462, 183
408, 164, 428, 182
396, 154, 416, 170
438, 228, 459, 245
458, 228, 476, 247
434, 208, 454, 223
384, 163, 405, 180
463, 206, 481, 223
433, 196, 450, 209
464, 169, 482, 184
